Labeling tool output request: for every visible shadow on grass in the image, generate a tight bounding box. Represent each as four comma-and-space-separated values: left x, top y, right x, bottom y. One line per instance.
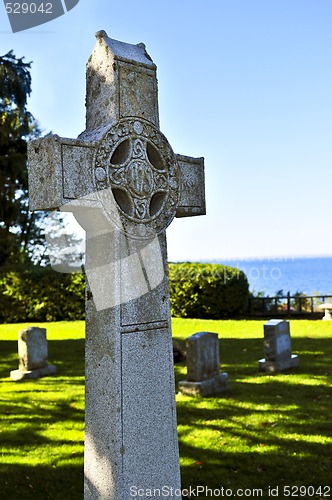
0, 396, 84, 500
0, 464, 83, 500
179, 443, 331, 495
178, 401, 331, 494
1, 336, 331, 498
0, 339, 85, 379
175, 336, 332, 496
0, 339, 85, 499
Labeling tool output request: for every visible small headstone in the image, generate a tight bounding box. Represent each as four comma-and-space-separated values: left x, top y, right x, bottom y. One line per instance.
318, 303, 332, 321
179, 332, 228, 397
258, 319, 299, 373
10, 327, 56, 381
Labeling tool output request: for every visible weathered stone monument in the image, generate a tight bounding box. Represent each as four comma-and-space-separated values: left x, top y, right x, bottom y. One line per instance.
258, 319, 299, 373
28, 32, 205, 499
318, 302, 332, 321
10, 326, 56, 381
179, 332, 228, 397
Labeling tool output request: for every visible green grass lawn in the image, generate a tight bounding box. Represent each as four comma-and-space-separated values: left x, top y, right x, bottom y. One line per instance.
0, 319, 331, 499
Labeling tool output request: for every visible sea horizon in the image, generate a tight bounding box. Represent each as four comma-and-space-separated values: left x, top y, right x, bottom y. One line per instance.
218, 256, 332, 296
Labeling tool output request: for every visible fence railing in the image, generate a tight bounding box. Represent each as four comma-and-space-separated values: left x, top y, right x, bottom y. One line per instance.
248, 293, 332, 316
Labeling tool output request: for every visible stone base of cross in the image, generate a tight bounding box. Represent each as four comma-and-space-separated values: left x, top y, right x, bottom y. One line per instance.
28, 31, 206, 499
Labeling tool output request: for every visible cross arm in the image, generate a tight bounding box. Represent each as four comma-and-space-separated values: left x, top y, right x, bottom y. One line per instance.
175, 154, 206, 218
28, 136, 206, 220
27, 135, 96, 211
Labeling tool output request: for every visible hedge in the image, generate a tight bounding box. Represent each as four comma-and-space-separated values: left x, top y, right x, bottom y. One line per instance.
0, 262, 249, 323
169, 262, 249, 319
0, 264, 85, 323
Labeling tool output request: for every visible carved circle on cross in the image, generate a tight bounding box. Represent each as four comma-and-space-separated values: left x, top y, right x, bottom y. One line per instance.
94, 118, 180, 239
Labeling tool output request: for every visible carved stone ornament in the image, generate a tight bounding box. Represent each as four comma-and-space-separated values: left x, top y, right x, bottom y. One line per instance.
94, 118, 180, 239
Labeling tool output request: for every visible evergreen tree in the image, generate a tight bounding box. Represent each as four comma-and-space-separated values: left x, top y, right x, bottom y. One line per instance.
0, 50, 43, 265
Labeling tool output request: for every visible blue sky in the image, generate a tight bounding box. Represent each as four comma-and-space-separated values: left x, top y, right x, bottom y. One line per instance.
1, 0, 332, 262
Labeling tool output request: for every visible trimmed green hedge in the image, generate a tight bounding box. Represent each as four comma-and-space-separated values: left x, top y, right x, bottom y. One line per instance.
0, 265, 85, 323
169, 262, 249, 319
0, 262, 249, 323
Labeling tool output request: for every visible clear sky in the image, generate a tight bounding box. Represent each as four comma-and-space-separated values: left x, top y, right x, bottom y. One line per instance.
1, 0, 332, 262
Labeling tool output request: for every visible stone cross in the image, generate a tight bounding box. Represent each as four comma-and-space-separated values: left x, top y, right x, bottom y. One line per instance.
179, 332, 228, 397
258, 319, 299, 372
28, 32, 205, 499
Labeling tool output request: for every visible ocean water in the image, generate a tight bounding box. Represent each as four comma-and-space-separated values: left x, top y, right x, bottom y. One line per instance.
220, 257, 332, 297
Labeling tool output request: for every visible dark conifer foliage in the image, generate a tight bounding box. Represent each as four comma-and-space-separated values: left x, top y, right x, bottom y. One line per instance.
0, 51, 43, 265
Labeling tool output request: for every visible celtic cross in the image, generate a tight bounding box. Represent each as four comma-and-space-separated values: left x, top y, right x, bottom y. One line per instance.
28, 31, 205, 500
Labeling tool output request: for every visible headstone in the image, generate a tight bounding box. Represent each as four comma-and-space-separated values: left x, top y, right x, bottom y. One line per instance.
318, 303, 332, 321
27, 32, 206, 499
258, 319, 299, 372
179, 332, 228, 397
10, 327, 56, 381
